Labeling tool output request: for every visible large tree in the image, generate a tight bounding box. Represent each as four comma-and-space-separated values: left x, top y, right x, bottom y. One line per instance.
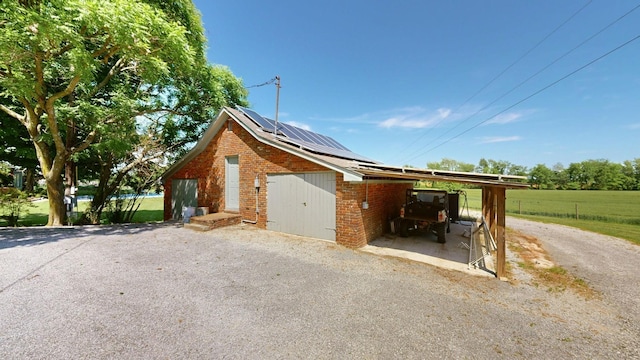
427, 158, 475, 173
475, 158, 527, 176
528, 164, 554, 189
0, 0, 246, 225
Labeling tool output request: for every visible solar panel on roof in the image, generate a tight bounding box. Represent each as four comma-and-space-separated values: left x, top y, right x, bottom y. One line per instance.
237, 106, 275, 132
235, 106, 377, 163
275, 122, 350, 151
280, 137, 377, 163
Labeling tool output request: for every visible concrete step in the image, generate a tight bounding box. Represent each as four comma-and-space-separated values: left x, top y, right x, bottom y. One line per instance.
183, 222, 211, 232
188, 212, 243, 231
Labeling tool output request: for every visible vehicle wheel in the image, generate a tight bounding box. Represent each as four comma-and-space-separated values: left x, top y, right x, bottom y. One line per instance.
436, 223, 446, 243
399, 219, 409, 237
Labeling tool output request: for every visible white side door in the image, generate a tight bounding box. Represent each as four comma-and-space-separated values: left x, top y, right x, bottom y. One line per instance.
225, 156, 240, 211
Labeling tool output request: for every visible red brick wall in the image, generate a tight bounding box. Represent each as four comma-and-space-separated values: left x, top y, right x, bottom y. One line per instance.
336, 177, 412, 247
164, 116, 413, 248
164, 119, 327, 225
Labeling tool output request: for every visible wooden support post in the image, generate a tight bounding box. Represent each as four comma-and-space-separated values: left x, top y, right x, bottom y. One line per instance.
488, 187, 496, 238
495, 187, 506, 279
481, 187, 489, 220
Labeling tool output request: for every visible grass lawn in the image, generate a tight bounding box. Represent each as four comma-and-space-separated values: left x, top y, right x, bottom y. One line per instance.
461, 189, 640, 245
2, 196, 164, 227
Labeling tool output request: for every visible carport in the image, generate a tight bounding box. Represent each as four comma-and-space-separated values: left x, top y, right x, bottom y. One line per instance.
351, 163, 529, 279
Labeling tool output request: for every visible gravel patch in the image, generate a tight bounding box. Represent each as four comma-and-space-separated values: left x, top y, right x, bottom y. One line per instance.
1, 222, 638, 359
506, 217, 640, 324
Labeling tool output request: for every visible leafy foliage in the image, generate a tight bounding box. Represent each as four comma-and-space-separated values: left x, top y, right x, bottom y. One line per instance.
427, 157, 640, 191
528, 159, 640, 190
0, 0, 247, 225
0, 187, 33, 226
427, 158, 475, 172
0, 162, 12, 186
475, 158, 527, 176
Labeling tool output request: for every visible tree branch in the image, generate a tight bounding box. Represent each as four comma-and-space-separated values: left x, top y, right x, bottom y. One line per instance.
87, 57, 125, 98
48, 74, 82, 104
0, 104, 26, 123
43, 75, 81, 163
49, 42, 74, 58
34, 51, 46, 108
101, 45, 121, 65
91, 35, 112, 58
69, 129, 97, 156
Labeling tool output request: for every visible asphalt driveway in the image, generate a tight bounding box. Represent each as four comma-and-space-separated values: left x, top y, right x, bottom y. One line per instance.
1, 223, 637, 359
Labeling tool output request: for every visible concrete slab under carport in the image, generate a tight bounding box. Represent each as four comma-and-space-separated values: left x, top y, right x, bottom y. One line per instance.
362, 222, 496, 277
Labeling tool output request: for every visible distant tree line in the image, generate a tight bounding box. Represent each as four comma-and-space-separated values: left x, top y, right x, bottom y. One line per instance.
426, 158, 640, 190
528, 159, 640, 190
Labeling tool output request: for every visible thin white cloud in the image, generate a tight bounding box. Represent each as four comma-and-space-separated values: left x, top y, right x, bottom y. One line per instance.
285, 121, 311, 131
329, 126, 359, 134
479, 136, 522, 144
308, 104, 482, 131
378, 107, 453, 129
309, 112, 378, 125
484, 112, 522, 125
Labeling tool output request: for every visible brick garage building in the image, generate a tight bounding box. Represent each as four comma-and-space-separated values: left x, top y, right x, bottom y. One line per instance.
161, 107, 412, 248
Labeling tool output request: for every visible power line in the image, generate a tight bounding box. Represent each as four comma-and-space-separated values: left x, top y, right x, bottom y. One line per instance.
396, 0, 594, 164
246, 76, 279, 89
413, 2, 640, 160
412, 33, 640, 158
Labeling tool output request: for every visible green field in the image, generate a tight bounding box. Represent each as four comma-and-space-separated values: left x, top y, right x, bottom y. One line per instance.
461, 189, 640, 245
1, 196, 164, 227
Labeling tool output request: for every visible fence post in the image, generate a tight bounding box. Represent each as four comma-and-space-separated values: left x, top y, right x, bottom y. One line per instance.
519, 200, 521, 215
575, 203, 579, 220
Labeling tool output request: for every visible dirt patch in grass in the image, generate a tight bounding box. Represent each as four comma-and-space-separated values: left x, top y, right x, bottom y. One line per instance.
506, 228, 599, 300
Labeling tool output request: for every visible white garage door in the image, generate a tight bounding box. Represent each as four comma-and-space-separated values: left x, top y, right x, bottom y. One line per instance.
267, 172, 336, 241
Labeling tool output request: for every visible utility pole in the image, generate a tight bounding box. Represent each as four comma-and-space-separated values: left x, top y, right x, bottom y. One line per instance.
274, 75, 280, 137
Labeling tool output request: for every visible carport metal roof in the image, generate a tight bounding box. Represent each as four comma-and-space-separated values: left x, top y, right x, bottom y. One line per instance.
350, 163, 529, 189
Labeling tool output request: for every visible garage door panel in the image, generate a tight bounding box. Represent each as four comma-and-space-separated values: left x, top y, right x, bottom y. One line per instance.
303, 173, 336, 240
267, 172, 336, 241
266, 174, 286, 233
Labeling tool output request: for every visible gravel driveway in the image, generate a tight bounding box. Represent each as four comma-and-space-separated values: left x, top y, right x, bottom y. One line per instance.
506, 217, 640, 325
1, 222, 638, 359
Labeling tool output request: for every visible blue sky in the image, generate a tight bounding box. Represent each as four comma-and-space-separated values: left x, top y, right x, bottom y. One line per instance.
193, 0, 639, 169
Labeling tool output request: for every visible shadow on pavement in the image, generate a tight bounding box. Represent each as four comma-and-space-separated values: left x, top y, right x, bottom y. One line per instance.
0, 221, 184, 250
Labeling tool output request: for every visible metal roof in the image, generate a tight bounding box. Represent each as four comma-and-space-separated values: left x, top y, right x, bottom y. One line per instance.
350, 163, 530, 188
161, 107, 530, 189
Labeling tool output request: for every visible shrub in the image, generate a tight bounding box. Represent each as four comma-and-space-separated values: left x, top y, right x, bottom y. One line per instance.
0, 188, 33, 227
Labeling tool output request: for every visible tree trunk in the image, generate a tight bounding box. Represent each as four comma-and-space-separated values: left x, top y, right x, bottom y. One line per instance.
24, 168, 35, 193
46, 174, 66, 226
88, 156, 114, 223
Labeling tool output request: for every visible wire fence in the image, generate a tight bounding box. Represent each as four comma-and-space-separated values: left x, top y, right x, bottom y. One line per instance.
503, 199, 640, 225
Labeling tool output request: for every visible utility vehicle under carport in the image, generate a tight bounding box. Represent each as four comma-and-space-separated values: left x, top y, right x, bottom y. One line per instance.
398, 189, 451, 243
